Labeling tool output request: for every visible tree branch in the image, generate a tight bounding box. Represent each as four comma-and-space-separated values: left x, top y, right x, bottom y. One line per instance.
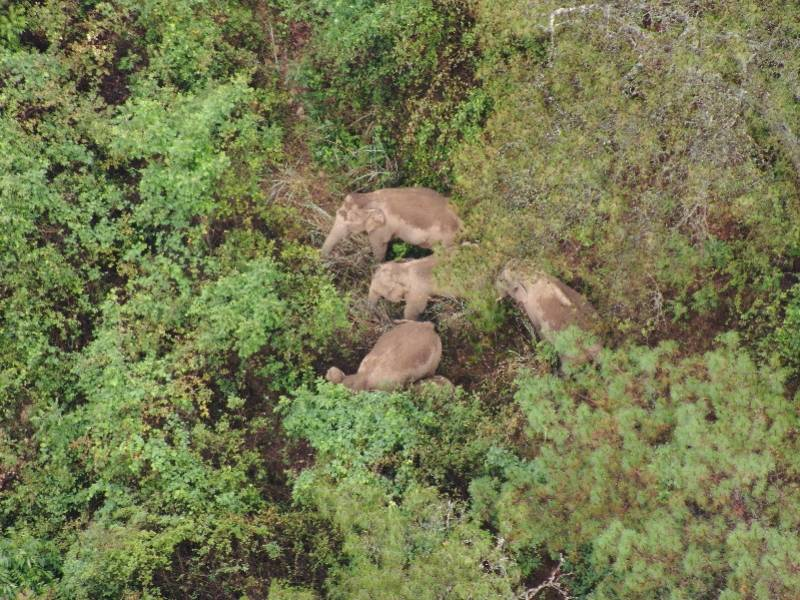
519, 554, 573, 599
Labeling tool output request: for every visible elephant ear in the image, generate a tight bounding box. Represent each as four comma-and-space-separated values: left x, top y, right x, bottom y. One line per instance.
364, 208, 386, 232
510, 282, 528, 300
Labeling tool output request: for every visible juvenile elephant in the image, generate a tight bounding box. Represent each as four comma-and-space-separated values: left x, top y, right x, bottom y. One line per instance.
325, 321, 442, 391
368, 255, 449, 320
320, 188, 461, 261
497, 267, 602, 364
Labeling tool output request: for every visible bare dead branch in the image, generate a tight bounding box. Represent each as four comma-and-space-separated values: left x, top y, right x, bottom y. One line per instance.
548, 4, 609, 60
519, 554, 573, 599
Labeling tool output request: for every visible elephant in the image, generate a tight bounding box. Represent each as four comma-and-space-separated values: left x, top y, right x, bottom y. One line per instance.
496, 266, 602, 364
367, 255, 450, 320
325, 321, 442, 391
320, 187, 461, 261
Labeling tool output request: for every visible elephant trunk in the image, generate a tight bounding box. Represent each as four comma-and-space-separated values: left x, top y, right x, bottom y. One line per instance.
321, 217, 349, 257
326, 367, 365, 391
367, 282, 381, 307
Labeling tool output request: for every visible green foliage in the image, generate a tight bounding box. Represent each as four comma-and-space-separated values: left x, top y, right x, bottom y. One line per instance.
0, 1, 346, 596
283, 381, 493, 496
190, 252, 347, 386
312, 481, 517, 599
281, 382, 517, 596
269, 580, 319, 600
282, 0, 486, 187
106, 76, 283, 257
4, 0, 800, 597
476, 335, 800, 597
452, 0, 800, 340
775, 283, 800, 373
0, 1, 26, 50
1, 241, 346, 596
0, 530, 59, 598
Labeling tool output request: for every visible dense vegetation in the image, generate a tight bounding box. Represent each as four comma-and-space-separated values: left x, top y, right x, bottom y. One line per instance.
1, 1, 798, 598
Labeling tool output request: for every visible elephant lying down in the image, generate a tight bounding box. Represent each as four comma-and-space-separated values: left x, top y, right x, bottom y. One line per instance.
368, 255, 449, 320
497, 267, 602, 364
321, 187, 461, 261
326, 321, 442, 391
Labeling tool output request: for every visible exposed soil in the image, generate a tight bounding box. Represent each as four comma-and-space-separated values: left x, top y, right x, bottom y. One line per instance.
20, 28, 49, 52
437, 305, 544, 399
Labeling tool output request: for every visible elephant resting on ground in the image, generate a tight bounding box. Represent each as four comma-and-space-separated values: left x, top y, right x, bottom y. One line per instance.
320, 187, 461, 261
496, 267, 602, 364
368, 255, 451, 320
325, 321, 442, 391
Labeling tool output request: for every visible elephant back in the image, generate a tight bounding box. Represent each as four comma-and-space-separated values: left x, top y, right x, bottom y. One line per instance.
369, 188, 460, 233
358, 321, 442, 387
527, 275, 599, 336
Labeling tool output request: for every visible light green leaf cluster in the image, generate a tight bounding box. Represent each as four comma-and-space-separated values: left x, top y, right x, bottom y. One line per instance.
283, 381, 492, 496
0, 1, 345, 596
315, 481, 517, 600
287, 0, 486, 186
477, 336, 800, 597
281, 380, 518, 596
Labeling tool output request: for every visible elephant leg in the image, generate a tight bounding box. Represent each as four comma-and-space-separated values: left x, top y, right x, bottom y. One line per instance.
368, 232, 390, 261
403, 294, 429, 320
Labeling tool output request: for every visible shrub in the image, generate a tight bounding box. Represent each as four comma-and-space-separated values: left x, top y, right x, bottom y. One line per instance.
0, 1, 346, 596
282, 381, 493, 496
451, 1, 800, 341
475, 334, 800, 597
280, 381, 518, 596
283, 0, 486, 187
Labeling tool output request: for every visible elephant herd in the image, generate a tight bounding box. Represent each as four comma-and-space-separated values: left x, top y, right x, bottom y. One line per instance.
320, 187, 601, 391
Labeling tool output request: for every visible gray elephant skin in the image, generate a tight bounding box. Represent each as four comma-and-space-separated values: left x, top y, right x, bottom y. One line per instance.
326, 321, 442, 391
368, 255, 452, 320
320, 187, 461, 261
497, 267, 601, 364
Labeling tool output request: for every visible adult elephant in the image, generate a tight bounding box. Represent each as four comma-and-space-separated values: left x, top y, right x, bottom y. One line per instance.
325, 321, 442, 391
320, 188, 461, 261
496, 266, 602, 365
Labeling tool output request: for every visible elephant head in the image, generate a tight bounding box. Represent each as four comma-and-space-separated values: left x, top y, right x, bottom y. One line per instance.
325, 366, 364, 390
495, 265, 530, 304
368, 256, 441, 320
325, 366, 345, 383
496, 264, 602, 364
321, 194, 386, 257
368, 262, 408, 306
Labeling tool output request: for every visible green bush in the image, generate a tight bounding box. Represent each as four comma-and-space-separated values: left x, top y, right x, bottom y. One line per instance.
0, 1, 347, 596
282, 381, 493, 496
281, 380, 516, 597
311, 481, 517, 599
0, 1, 26, 51
283, 0, 486, 187
451, 1, 800, 340
280, 380, 519, 596
475, 334, 800, 597
1, 241, 346, 595
4, 0, 800, 597
775, 283, 800, 374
